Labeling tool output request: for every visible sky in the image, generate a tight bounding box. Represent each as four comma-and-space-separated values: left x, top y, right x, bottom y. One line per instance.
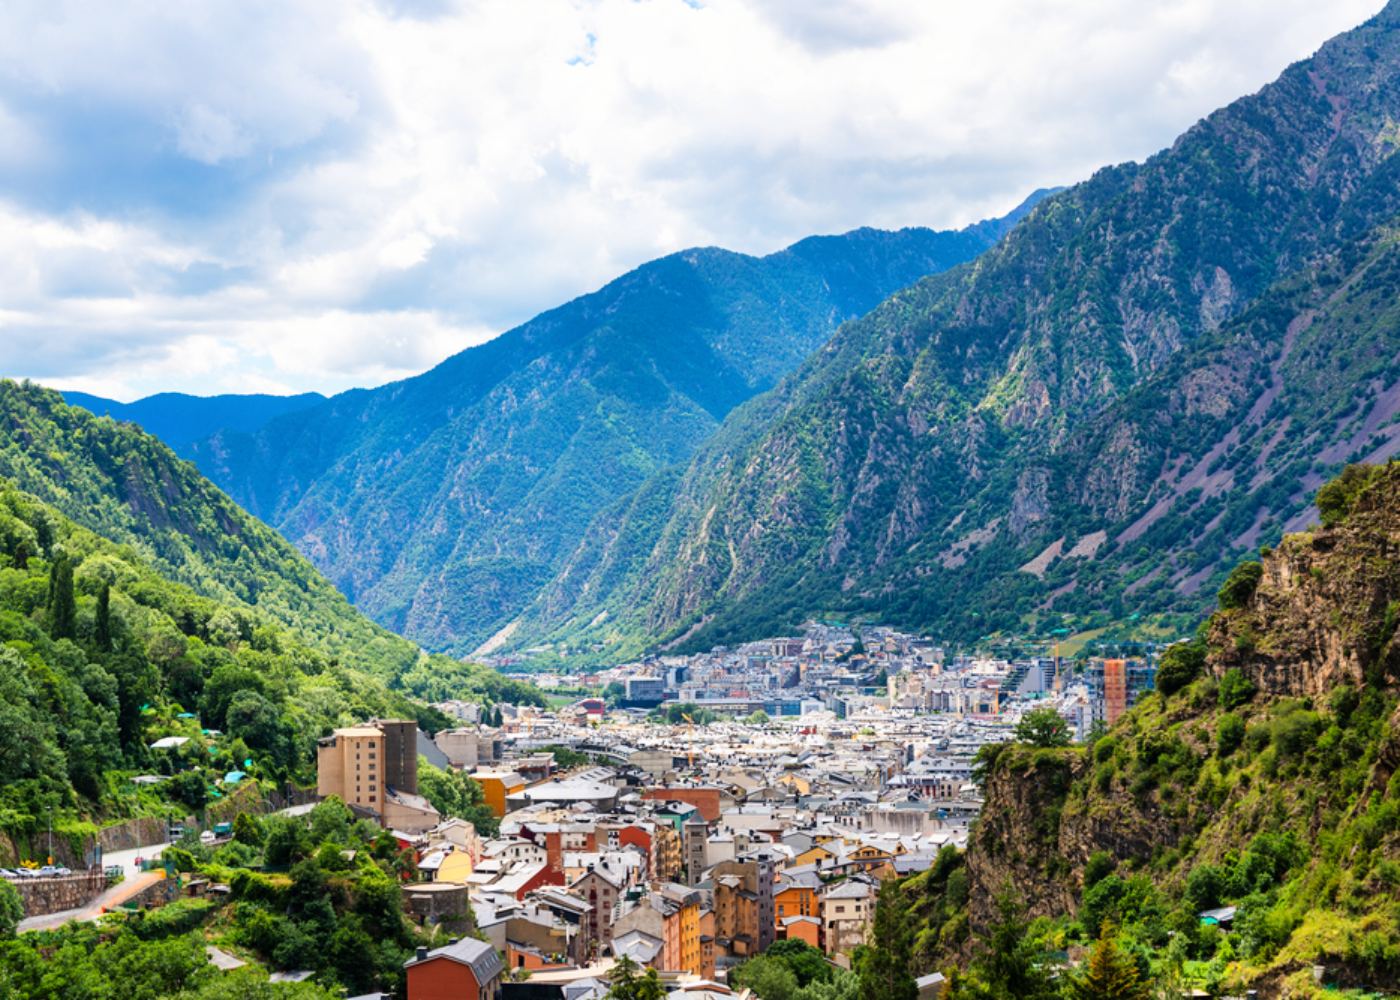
0, 0, 1386, 401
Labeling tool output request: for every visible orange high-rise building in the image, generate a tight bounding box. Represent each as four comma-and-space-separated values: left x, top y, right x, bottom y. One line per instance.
1103, 658, 1128, 725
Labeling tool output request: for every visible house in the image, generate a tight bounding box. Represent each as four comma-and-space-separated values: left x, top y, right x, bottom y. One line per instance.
916, 971, 948, 1000
779, 915, 822, 950
405, 937, 504, 1000
473, 771, 528, 818
571, 863, 628, 955
774, 871, 821, 931
317, 720, 440, 832
822, 879, 877, 956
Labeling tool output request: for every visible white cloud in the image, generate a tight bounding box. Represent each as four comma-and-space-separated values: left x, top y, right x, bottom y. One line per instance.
0, 0, 1386, 398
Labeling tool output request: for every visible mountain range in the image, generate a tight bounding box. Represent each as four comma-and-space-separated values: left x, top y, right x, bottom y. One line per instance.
507, 2, 1400, 659
58, 6, 1400, 667
66, 204, 1048, 656
61, 391, 326, 455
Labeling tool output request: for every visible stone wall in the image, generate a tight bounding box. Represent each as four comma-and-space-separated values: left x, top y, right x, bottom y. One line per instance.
13, 871, 106, 917
99, 817, 169, 853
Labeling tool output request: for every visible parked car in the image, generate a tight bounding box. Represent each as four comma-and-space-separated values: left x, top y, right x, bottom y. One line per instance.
0, 869, 17, 879
52, 866, 72, 877
15, 867, 41, 878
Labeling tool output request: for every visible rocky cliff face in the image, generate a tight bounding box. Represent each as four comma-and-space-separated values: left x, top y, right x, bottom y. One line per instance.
1210, 463, 1400, 699
964, 745, 1082, 933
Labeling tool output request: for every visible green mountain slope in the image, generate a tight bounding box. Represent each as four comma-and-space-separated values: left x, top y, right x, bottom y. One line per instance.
519, 4, 1400, 659
0, 380, 532, 704
858, 462, 1400, 997
182, 205, 1047, 655
0, 480, 477, 996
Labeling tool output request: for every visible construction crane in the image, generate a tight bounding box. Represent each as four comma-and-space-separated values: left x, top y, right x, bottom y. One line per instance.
680, 708, 697, 761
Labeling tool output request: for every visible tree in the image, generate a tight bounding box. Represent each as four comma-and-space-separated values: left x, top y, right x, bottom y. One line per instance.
1217, 669, 1256, 711
605, 955, 667, 1000
170, 770, 210, 811
733, 956, 797, 1000
419, 759, 498, 837
857, 880, 917, 1000
1217, 561, 1263, 610
232, 811, 265, 847
1064, 924, 1152, 1000
94, 582, 112, 652
959, 893, 1056, 1000
199, 665, 266, 729
1154, 638, 1204, 697
225, 690, 284, 755
1315, 463, 1381, 526
262, 815, 309, 869
765, 939, 831, 987
0, 879, 22, 936
1014, 707, 1071, 748
46, 554, 76, 640
1216, 713, 1245, 757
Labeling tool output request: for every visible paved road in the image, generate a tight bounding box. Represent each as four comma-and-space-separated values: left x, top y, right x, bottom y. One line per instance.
100, 842, 168, 879
17, 870, 166, 933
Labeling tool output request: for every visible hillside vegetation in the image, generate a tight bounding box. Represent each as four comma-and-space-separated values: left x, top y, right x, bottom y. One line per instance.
0, 380, 533, 704
859, 462, 1400, 999
0, 478, 440, 862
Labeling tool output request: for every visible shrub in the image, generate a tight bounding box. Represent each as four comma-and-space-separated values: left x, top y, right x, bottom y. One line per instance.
1186, 864, 1227, 912
1156, 639, 1206, 697
1015, 706, 1072, 747
1315, 463, 1382, 526
1083, 851, 1114, 891
1217, 713, 1245, 757
1272, 709, 1322, 761
1218, 669, 1257, 710
0, 880, 20, 937
1218, 561, 1263, 610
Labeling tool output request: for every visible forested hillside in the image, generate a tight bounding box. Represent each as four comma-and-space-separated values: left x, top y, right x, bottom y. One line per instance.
0, 485, 484, 994
517, 3, 1400, 660
0, 381, 534, 702
0, 383, 528, 997
178, 203, 1046, 655
857, 461, 1400, 998
0, 479, 439, 855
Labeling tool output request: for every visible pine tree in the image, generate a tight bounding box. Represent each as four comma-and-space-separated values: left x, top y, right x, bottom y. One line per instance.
47, 555, 76, 640
857, 880, 918, 1000
1065, 923, 1151, 1000
960, 892, 1057, 1000
95, 582, 112, 652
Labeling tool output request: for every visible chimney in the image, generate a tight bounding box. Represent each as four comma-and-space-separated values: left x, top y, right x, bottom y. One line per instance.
415, 946, 428, 962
